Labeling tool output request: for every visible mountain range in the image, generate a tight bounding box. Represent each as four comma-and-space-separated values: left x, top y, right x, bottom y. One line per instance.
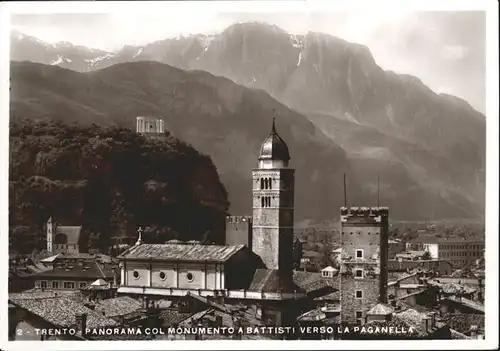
9, 23, 486, 221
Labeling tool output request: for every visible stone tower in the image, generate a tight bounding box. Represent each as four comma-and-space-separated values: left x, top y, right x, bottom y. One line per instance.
339, 206, 389, 325
252, 118, 295, 281
46, 216, 54, 253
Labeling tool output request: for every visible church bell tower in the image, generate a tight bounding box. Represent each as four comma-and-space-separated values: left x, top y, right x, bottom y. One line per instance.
252, 118, 295, 281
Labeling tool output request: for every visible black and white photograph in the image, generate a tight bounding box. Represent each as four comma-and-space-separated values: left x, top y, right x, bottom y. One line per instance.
0, 0, 498, 349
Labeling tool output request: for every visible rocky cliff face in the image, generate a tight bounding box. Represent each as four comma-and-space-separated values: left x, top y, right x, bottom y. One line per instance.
10, 22, 485, 220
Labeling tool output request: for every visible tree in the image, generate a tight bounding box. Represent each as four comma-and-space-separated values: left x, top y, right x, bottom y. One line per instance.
422, 251, 432, 260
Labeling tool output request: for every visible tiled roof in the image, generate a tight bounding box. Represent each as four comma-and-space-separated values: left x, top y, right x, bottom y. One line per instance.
293, 271, 339, 293
32, 262, 114, 279
442, 283, 476, 295
395, 309, 445, 335
9, 296, 118, 328
41, 254, 61, 263
441, 313, 484, 334
159, 309, 194, 327
450, 329, 471, 339
9, 290, 81, 300
443, 297, 484, 313
249, 269, 304, 293
321, 266, 338, 272
187, 293, 263, 326
55, 226, 82, 244
302, 250, 322, 258
367, 303, 394, 316
91, 278, 109, 286
118, 244, 245, 262
314, 290, 340, 301
297, 308, 326, 322
388, 272, 418, 286
95, 296, 142, 318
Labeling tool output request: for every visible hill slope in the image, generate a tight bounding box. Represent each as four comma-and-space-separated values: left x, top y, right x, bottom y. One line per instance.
10, 61, 350, 221
9, 119, 229, 253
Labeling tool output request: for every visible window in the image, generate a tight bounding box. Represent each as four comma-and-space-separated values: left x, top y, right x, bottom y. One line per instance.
355, 290, 363, 299
159, 272, 166, 280
64, 281, 75, 289
355, 311, 363, 319
260, 178, 264, 189
355, 269, 364, 278
186, 273, 194, 282
133, 270, 140, 279
261, 197, 265, 207
40, 280, 48, 289
356, 249, 364, 259
79, 282, 87, 288
52, 281, 59, 289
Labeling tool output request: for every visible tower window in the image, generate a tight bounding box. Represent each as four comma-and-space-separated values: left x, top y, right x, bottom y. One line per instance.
356, 249, 364, 259
355, 269, 364, 278
355, 311, 363, 319
268, 178, 272, 189
355, 290, 363, 299
261, 197, 265, 207
261, 178, 264, 190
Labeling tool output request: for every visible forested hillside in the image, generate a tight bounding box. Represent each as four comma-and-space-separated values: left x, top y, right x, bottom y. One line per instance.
9, 119, 229, 254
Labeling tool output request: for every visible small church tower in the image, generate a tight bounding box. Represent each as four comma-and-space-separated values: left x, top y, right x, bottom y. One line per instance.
46, 217, 54, 253
252, 118, 295, 281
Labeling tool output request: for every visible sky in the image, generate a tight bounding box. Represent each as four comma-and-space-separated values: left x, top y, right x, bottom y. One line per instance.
10, 8, 486, 113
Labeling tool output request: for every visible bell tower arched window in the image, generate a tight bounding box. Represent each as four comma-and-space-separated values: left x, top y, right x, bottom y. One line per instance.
260, 178, 264, 190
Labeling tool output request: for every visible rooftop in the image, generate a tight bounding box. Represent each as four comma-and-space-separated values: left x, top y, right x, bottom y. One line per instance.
9, 295, 118, 329
293, 270, 340, 293
443, 297, 485, 313
118, 244, 245, 263
249, 269, 304, 293
441, 313, 484, 334
442, 283, 477, 295
367, 303, 394, 316
95, 296, 142, 318
32, 261, 115, 279
395, 309, 446, 335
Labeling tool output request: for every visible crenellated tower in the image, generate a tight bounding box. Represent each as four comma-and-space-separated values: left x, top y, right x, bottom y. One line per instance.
340, 206, 389, 325
252, 118, 295, 282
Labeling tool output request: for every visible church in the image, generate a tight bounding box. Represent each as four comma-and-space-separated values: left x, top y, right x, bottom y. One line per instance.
118, 119, 307, 326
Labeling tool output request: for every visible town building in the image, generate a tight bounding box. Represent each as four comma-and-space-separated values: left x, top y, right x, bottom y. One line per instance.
32, 261, 117, 290
387, 259, 453, 276
406, 237, 484, 269
339, 206, 389, 325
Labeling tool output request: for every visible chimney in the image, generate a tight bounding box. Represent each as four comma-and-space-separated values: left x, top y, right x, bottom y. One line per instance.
215, 315, 223, 327
429, 312, 436, 328
470, 325, 478, 339
424, 317, 430, 333
75, 312, 88, 334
